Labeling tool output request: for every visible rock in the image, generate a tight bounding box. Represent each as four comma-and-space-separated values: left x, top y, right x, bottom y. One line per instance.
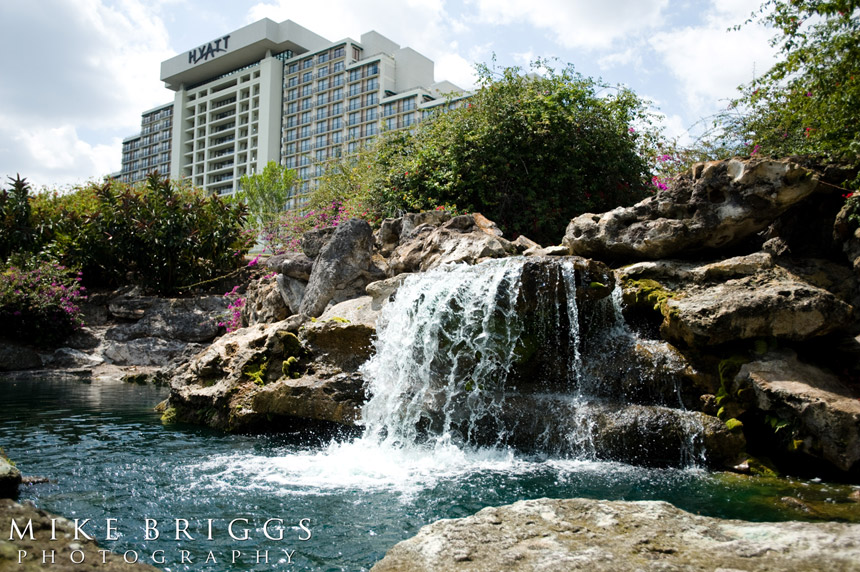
276, 274, 307, 315
366, 275, 411, 310
620, 252, 854, 347
241, 276, 289, 325
300, 219, 385, 317
107, 293, 156, 320
42, 348, 104, 369
102, 338, 193, 366
301, 298, 379, 373
0, 343, 42, 371
400, 210, 452, 238
524, 244, 570, 257
473, 212, 503, 237
563, 158, 820, 261
370, 497, 860, 572
0, 498, 160, 570
166, 320, 365, 430
512, 235, 541, 253
736, 350, 860, 474
388, 214, 509, 275
266, 251, 314, 281
0, 457, 21, 498
301, 226, 336, 259
376, 217, 403, 256
834, 200, 860, 276
105, 296, 227, 343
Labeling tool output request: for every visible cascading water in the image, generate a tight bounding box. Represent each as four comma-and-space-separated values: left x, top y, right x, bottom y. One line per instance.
359, 256, 708, 466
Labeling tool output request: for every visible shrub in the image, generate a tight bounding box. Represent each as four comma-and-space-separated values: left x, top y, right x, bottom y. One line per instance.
0, 261, 85, 346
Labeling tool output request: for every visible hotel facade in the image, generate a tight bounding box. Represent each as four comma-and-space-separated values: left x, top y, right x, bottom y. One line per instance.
119, 18, 467, 201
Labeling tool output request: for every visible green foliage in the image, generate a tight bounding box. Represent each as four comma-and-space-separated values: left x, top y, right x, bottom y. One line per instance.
723, 1, 860, 173
0, 175, 35, 260
311, 60, 658, 243
237, 161, 300, 230
725, 418, 744, 432
2, 174, 249, 294
0, 260, 86, 346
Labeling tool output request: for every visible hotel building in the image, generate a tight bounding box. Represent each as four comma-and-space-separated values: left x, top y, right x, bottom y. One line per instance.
121, 18, 467, 202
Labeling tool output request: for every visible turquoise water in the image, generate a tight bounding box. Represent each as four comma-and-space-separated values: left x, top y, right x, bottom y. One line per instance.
2, 377, 858, 572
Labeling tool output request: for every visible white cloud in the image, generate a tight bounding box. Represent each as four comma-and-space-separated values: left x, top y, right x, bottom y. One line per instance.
0, 0, 174, 186
473, 0, 670, 50
649, 1, 778, 117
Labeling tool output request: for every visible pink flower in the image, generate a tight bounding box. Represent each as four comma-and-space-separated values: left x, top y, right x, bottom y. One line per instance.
248, 255, 261, 267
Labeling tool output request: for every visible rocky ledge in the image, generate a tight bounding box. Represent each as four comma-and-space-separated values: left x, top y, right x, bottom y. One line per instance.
370, 497, 860, 572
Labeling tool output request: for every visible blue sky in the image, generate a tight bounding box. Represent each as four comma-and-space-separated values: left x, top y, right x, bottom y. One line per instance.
0, 0, 779, 189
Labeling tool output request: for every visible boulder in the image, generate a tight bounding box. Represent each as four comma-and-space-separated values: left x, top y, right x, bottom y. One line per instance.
42, 348, 104, 369
300, 297, 380, 373
563, 158, 820, 261
241, 276, 289, 325
102, 337, 195, 366
370, 497, 860, 572
736, 350, 860, 474
388, 214, 510, 275
105, 296, 227, 343
300, 226, 336, 259
300, 219, 385, 317
0, 343, 42, 371
266, 251, 314, 281
620, 252, 854, 347
166, 319, 366, 431
834, 199, 860, 276
0, 457, 21, 498
276, 274, 307, 315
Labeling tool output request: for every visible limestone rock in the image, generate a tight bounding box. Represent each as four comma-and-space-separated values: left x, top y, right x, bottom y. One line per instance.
736, 350, 860, 474
102, 337, 194, 366
388, 214, 509, 275
371, 497, 860, 572
241, 276, 288, 325
620, 252, 854, 347
834, 200, 860, 276
0, 343, 42, 371
266, 251, 314, 281
300, 226, 336, 259
105, 296, 227, 343
300, 219, 386, 317
301, 297, 378, 373
563, 158, 820, 261
276, 274, 307, 315
167, 319, 366, 430
42, 348, 104, 369
0, 457, 21, 498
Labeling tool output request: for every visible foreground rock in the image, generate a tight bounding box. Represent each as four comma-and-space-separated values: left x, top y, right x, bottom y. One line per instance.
563, 158, 820, 261
0, 457, 21, 498
371, 497, 860, 572
0, 499, 159, 571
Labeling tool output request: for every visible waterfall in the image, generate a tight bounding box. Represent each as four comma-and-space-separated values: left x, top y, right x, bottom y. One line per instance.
359, 257, 708, 467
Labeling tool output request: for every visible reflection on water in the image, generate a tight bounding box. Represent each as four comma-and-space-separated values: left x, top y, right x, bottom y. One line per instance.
1, 377, 858, 572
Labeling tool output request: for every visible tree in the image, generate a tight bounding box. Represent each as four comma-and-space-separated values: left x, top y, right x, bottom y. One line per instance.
237, 161, 300, 230
725, 1, 860, 168
335, 60, 658, 244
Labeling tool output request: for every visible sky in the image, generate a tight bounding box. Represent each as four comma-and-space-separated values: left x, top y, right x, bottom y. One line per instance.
0, 0, 780, 190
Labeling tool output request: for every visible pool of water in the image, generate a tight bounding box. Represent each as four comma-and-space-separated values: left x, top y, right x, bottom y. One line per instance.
2, 377, 858, 571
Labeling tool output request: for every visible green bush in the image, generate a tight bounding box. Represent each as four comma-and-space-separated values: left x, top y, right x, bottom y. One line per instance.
3, 173, 249, 294
314, 60, 658, 244
0, 261, 85, 346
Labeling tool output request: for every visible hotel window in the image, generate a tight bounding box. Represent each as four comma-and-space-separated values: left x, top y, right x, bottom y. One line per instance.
315, 134, 327, 148
302, 72, 313, 83
333, 46, 345, 59
347, 141, 358, 153
366, 123, 378, 136
348, 112, 360, 126
286, 102, 297, 114
302, 85, 312, 97
333, 74, 344, 87
348, 126, 359, 140
302, 59, 313, 69
348, 98, 360, 111
317, 93, 329, 106
300, 125, 311, 138
349, 84, 361, 97
403, 112, 415, 127
349, 69, 361, 82
316, 149, 327, 161
301, 155, 311, 166
287, 89, 297, 101
301, 98, 312, 111
331, 102, 343, 115
315, 165, 325, 177
287, 76, 298, 87
365, 93, 378, 106
333, 61, 344, 72
383, 103, 396, 116
365, 107, 378, 121
317, 78, 329, 91
403, 98, 416, 111
301, 111, 311, 124
331, 131, 342, 143
331, 88, 343, 101
366, 63, 379, 76
288, 63, 298, 74
285, 143, 295, 154
316, 120, 327, 133
299, 167, 309, 178
285, 156, 296, 168
285, 129, 296, 141
352, 47, 361, 60
330, 117, 342, 130
385, 117, 396, 130
316, 108, 328, 120
318, 52, 329, 64
318, 65, 328, 77
365, 78, 378, 91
